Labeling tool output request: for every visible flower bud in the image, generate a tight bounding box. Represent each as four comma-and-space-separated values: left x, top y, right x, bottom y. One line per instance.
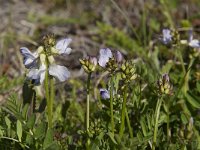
43, 34, 56, 48
48, 55, 55, 64
51, 47, 59, 54
37, 46, 44, 54
187, 117, 194, 132
40, 53, 46, 64
115, 51, 123, 63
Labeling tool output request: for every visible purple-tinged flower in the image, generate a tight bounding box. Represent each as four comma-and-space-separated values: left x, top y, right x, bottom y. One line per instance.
162, 29, 172, 44
55, 38, 72, 55
162, 73, 170, 83
20, 47, 39, 69
100, 89, 110, 99
89, 56, 98, 66
27, 64, 46, 85
98, 48, 113, 67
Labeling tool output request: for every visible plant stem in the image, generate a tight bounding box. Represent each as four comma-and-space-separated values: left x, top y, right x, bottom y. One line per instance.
86, 73, 91, 149
166, 100, 170, 142
110, 75, 115, 134
49, 77, 54, 128
125, 109, 133, 138
86, 73, 91, 131
119, 85, 128, 138
152, 97, 163, 150
178, 50, 186, 75
45, 70, 51, 128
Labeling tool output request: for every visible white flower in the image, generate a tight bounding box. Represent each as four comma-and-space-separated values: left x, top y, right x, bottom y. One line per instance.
27, 64, 46, 85
49, 64, 70, 82
188, 31, 200, 48
189, 39, 200, 48
27, 64, 70, 84
55, 38, 72, 55
20, 47, 38, 69
162, 29, 172, 44
98, 48, 113, 67
100, 89, 110, 99
20, 38, 72, 85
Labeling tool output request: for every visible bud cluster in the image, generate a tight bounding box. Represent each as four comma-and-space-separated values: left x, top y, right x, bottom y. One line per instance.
105, 57, 118, 73
42, 34, 56, 56
103, 50, 123, 73
157, 74, 173, 95
120, 60, 137, 83
89, 118, 103, 137
80, 56, 97, 73
171, 29, 180, 45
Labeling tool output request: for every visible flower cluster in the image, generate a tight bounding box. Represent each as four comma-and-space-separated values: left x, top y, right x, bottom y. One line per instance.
162, 28, 200, 48
80, 48, 123, 74
162, 29, 179, 45
98, 48, 123, 73
20, 35, 72, 85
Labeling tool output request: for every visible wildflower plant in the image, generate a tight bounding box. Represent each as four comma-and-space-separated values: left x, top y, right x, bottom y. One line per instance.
20, 34, 72, 128
80, 55, 97, 149
98, 48, 125, 136
152, 73, 173, 150
1, 9, 200, 149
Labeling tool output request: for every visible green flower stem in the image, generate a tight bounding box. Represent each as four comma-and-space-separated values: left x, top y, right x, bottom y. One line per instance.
152, 97, 163, 150
119, 85, 128, 138
45, 70, 51, 128
110, 75, 115, 134
125, 108, 133, 138
86, 73, 91, 149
